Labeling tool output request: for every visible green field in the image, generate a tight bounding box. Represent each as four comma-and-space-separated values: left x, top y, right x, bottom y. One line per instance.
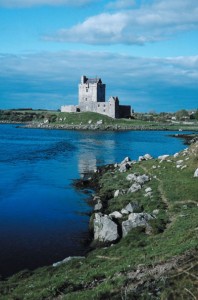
0, 109, 198, 131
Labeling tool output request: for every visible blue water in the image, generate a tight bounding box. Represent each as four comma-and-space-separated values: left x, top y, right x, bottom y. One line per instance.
0, 125, 188, 277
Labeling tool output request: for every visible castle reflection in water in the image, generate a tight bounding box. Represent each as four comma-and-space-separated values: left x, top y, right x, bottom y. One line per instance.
77, 136, 117, 179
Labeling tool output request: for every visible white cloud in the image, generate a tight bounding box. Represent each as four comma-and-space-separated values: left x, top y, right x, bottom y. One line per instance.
44, 0, 198, 45
106, 0, 135, 10
0, 0, 94, 8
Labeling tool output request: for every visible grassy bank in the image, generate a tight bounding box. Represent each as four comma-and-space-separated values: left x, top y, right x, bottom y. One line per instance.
0, 110, 198, 131
0, 140, 197, 299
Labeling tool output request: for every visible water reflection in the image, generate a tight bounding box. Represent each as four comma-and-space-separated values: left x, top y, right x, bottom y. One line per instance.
77, 134, 117, 178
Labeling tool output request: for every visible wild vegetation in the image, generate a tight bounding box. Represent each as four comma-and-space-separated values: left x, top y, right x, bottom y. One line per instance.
0, 139, 197, 299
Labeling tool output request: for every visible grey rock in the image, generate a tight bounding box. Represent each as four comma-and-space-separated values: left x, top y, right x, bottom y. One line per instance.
176, 160, 183, 165
93, 196, 101, 202
135, 174, 150, 185
194, 168, 198, 177
114, 189, 126, 197
144, 154, 153, 160
153, 209, 160, 215
126, 173, 137, 181
138, 156, 145, 162
145, 187, 152, 193
94, 213, 119, 242
124, 202, 139, 213
114, 190, 120, 197
144, 192, 152, 197
53, 256, 85, 267
120, 157, 131, 165
121, 208, 129, 215
158, 154, 169, 161
122, 213, 154, 237
94, 200, 103, 211
128, 183, 142, 193
109, 211, 123, 219
119, 163, 131, 173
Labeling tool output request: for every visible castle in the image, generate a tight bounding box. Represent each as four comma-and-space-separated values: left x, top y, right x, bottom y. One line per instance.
61, 75, 132, 119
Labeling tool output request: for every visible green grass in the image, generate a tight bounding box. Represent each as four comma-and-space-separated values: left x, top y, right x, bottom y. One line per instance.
1, 109, 198, 131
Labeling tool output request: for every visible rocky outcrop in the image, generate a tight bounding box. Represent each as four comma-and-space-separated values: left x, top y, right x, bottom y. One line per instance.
122, 213, 155, 237
94, 213, 119, 243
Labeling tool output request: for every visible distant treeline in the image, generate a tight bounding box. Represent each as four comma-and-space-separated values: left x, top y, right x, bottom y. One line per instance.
0, 110, 58, 123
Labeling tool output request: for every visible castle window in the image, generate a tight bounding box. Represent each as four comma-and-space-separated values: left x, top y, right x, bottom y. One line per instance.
98, 104, 100, 107
86, 88, 88, 92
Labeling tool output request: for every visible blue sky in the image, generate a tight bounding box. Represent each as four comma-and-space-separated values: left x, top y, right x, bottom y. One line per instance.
0, 0, 198, 112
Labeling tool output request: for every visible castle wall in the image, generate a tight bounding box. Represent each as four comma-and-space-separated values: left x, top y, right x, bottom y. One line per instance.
61, 105, 78, 113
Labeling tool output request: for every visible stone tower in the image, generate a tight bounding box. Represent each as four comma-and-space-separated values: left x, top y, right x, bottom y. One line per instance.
79, 75, 106, 104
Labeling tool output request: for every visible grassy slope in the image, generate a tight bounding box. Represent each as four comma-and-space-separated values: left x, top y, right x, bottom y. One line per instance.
0, 142, 197, 299
0, 110, 198, 131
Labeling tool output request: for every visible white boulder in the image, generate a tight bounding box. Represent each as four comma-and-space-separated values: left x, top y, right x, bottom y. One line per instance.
109, 211, 123, 219
194, 168, 198, 177
94, 213, 119, 242
158, 155, 169, 161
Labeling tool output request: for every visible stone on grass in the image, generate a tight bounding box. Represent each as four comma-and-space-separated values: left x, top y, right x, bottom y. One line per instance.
122, 213, 154, 237
120, 157, 131, 165
126, 174, 137, 181
176, 160, 183, 165
158, 155, 169, 161
53, 256, 85, 267
135, 174, 150, 185
143, 154, 153, 160
128, 183, 142, 193
109, 211, 123, 219
121, 208, 129, 215
153, 209, 160, 215
145, 187, 152, 193
114, 190, 120, 197
138, 156, 145, 162
194, 168, 198, 177
119, 163, 131, 173
124, 202, 140, 213
94, 213, 119, 242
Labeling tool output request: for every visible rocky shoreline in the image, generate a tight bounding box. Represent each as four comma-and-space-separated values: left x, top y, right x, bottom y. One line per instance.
19, 123, 198, 133
1, 119, 198, 132
72, 136, 198, 251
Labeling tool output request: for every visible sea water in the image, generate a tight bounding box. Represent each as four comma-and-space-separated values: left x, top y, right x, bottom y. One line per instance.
0, 124, 188, 277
